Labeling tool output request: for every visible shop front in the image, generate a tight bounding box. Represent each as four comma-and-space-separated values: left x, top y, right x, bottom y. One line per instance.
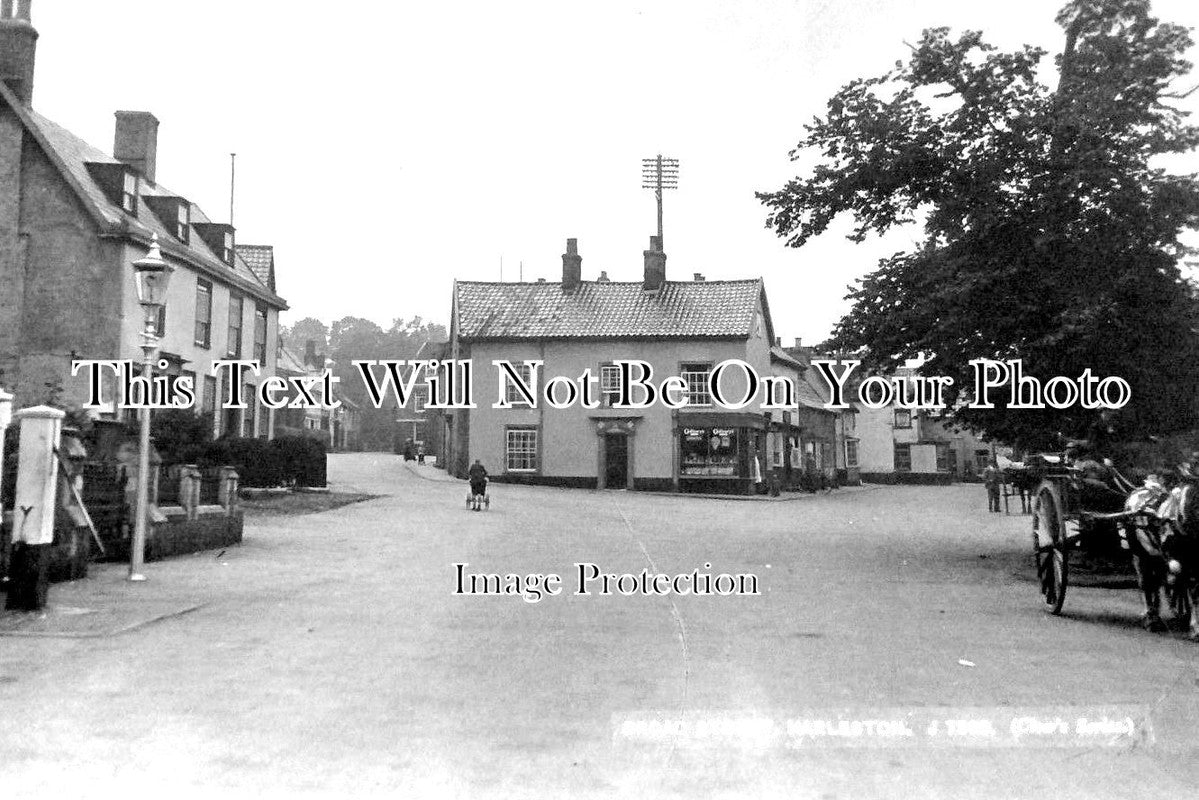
675, 411, 769, 495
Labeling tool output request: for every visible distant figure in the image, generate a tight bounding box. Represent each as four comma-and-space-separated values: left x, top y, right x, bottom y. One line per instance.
982, 460, 1002, 513
417, 444, 426, 464
468, 458, 489, 512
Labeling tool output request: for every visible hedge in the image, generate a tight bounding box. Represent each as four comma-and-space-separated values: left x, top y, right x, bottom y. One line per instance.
194, 436, 327, 489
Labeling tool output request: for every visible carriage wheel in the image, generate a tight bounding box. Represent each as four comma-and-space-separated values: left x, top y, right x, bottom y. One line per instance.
1032, 483, 1069, 615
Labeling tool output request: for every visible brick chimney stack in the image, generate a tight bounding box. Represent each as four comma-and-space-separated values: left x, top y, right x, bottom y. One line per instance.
562, 238, 581, 292
0, 0, 37, 106
643, 235, 666, 292
114, 111, 160, 183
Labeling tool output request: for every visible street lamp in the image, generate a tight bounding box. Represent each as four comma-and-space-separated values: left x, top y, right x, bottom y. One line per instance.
129, 233, 173, 581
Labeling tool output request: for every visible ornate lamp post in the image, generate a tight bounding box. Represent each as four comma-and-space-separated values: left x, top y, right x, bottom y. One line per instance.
129, 234, 173, 581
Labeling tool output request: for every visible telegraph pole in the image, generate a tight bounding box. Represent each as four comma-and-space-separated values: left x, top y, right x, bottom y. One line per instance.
641, 154, 679, 247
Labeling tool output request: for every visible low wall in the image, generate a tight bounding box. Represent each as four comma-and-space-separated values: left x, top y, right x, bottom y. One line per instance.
98, 509, 243, 563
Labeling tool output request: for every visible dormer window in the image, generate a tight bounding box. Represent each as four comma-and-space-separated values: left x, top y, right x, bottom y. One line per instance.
176, 203, 190, 243
192, 223, 237, 268
121, 171, 138, 214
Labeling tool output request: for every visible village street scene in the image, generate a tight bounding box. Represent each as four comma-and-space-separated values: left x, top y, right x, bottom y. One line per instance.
3, 0, 1199, 797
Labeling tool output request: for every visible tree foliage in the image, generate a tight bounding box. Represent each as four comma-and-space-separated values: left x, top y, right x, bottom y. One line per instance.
279, 315, 448, 450
759, 0, 1199, 450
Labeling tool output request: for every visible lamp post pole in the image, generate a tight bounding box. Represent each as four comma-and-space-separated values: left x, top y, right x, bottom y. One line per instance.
129, 234, 173, 582
129, 317, 158, 581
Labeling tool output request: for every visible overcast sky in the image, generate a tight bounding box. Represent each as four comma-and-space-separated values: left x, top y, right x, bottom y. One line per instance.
28, 0, 1199, 344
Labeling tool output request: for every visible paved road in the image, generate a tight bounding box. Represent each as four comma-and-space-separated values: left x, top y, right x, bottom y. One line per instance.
1, 453, 1197, 798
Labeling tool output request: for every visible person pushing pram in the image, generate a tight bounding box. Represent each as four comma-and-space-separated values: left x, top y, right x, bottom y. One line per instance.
467, 458, 489, 511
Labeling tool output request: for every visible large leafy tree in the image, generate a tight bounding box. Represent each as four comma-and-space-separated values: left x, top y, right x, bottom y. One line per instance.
759, 0, 1199, 450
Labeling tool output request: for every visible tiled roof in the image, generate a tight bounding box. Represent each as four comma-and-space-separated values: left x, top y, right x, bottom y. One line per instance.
235, 244, 275, 290
797, 370, 832, 412
277, 344, 307, 375
0, 86, 285, 308
455, 279, 763, 340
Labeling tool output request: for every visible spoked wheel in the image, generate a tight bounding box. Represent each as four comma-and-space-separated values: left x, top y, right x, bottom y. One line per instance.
1033, 483, 1069, 615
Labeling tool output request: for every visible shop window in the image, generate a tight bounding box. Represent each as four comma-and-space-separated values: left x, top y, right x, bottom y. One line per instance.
895, 443, 912, 472
600, 363, 621, 407
845, 439, 859, 468
680, 362, 712, 407
680, 426, 738, 477
506, 426, 538, 472
894, 409, 912, 429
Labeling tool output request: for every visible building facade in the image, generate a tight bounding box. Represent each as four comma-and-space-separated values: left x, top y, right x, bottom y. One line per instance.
274, 342, 360, 451
853, 367, 991, 484
445, 237, 818, 494
0, 3, 287, 435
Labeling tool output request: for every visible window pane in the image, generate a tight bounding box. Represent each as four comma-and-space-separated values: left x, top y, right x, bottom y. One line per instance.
600, 364, 621, 406
504, 363, 533, 405
505, 428, 538, 471
680, 362, 711, 406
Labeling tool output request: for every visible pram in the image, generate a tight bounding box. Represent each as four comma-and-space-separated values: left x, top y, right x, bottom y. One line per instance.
466, 478, 490, 511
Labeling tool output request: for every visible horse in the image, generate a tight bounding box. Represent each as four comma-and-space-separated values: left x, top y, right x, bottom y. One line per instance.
1121, 472, 1199, 638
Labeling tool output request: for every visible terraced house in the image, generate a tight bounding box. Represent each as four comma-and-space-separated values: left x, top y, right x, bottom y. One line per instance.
0, 1, 287, 434
446, 236, 827, 495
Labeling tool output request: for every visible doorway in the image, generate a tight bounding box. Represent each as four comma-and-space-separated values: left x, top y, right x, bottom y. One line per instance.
604, 433, 628, 489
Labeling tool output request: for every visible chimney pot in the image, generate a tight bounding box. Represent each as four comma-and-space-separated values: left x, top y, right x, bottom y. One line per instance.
598, 271, 609, 282
561, 237, 582, 291
794, 337, 803, 348
114, 111, 160, 184
693, 272, 705, 281
537, 277, 546, 283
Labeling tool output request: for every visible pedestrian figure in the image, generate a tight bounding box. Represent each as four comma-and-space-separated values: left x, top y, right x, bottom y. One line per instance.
468, 458, 488, 512
982, 460, 1002, 513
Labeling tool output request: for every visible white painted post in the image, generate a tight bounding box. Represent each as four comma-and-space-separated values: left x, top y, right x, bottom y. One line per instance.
13, 405, 64, 545
6, 405, 64, 610
0, 389, 12, 502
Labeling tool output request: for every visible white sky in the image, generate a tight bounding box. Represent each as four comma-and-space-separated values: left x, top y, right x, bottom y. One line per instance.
28, 0, 1199, 344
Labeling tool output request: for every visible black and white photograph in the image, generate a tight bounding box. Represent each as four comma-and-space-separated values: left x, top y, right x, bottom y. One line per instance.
3, 0, 1199, 797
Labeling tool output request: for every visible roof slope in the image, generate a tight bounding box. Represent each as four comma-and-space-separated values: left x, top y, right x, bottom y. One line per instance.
0, 81, 286, 309
455, 279, 763, 340
235, 244, 275, 291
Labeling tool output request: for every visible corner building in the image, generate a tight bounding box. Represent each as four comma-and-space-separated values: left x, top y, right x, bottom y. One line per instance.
446, 237, 812, 495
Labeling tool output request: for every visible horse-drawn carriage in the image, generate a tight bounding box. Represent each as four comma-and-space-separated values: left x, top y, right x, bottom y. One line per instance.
1030, 446, 1198, 637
